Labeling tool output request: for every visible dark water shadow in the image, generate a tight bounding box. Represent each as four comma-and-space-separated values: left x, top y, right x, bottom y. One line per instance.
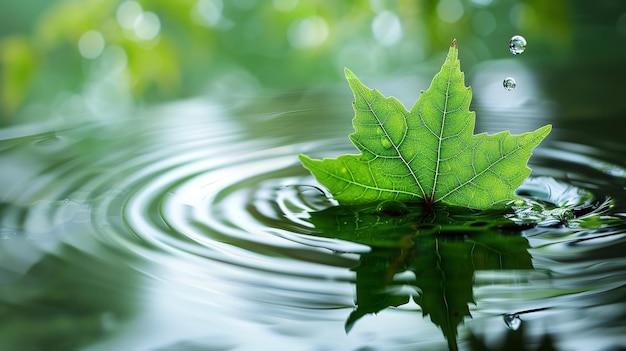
307, 202, 537, 351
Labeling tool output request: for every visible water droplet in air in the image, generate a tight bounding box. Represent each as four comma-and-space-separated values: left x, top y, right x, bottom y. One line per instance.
509, 35, 526, 55
503, 77, 516, 91
381, 138, 392, 149
503, 313, 522, 330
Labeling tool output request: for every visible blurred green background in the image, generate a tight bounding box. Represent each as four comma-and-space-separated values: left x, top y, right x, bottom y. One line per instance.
1, 0, 625, 126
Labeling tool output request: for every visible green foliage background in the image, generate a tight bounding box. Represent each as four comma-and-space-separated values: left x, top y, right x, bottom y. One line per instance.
0, 0, 577, 125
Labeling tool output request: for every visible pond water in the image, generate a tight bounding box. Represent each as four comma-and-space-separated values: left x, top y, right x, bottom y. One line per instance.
1, 66, 626, 351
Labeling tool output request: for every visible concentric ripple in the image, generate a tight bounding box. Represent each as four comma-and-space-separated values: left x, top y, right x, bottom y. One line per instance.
1, 99, 626, 350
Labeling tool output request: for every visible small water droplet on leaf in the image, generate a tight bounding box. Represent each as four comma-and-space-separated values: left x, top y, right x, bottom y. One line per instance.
503, 77, 516, 91
503, 313, 522, 330
509, 35, 526, 55
381, 137, 392, 149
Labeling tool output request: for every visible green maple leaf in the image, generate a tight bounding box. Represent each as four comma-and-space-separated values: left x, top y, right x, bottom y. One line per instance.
299, 40, 551, 210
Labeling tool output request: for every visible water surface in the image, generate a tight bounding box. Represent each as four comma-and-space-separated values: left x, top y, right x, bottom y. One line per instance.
1, 81, 625, 351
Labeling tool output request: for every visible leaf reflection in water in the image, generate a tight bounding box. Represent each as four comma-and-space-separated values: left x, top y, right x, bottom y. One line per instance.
307, 202, 534, 351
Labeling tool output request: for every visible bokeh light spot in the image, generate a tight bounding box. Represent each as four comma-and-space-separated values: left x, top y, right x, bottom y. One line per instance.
437, 0, 464, 24
78, 30, 105, 59
116, 1, 143, 29
134, 12, 161, 41
372, 11, 403, 46
287, 16, 329, 49
369, 0, 386, 13
273, 0, 298, 12
196, 0, 223, 27
469, 0, 492, 6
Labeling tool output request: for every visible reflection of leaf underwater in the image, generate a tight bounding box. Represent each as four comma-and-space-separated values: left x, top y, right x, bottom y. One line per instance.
308, 202, 533, 351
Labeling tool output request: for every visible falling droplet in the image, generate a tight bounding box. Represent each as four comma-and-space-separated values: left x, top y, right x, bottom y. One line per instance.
503, 313, 522, 330
381, 138, 392, 149
503, 77, 516, 91
509, 35, 526, 55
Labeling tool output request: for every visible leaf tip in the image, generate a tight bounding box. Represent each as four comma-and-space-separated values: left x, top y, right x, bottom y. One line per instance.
297, 152, 310, 162
538, 124, 553, 137
446, 39, 459, 62
344, 67, 356, 80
